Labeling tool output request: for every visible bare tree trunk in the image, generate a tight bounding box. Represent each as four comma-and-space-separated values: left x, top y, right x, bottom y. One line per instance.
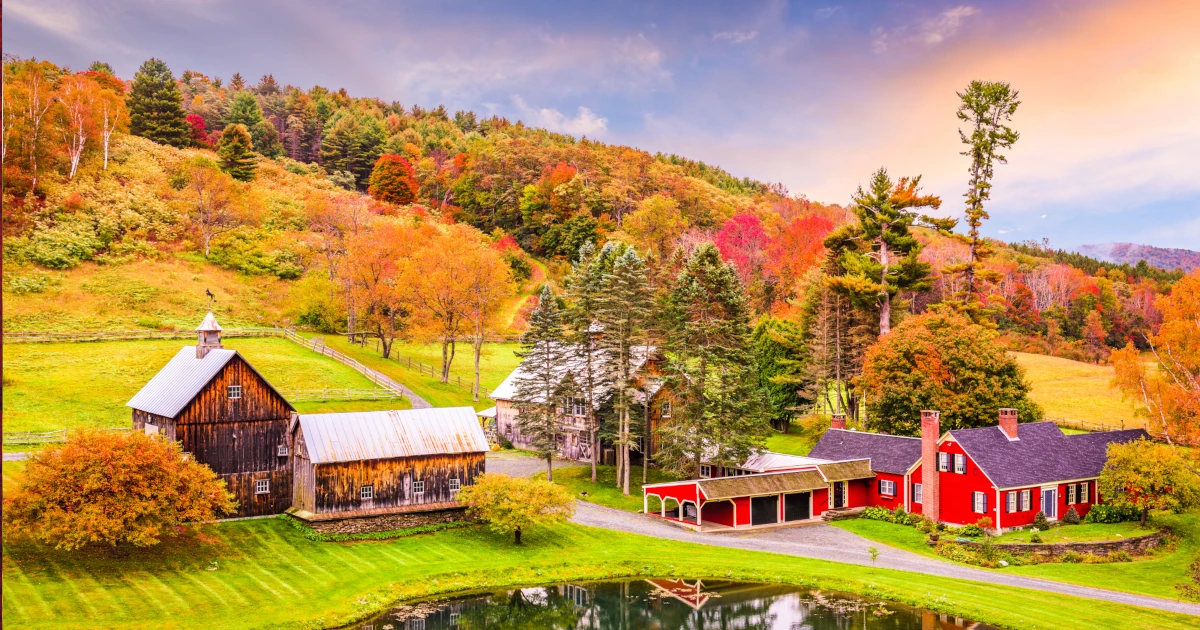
834, 296, 844, 415
472, 330, 483, 402
879, 230, 892, 335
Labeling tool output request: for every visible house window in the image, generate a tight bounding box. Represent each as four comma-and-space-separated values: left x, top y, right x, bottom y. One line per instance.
1067, 484, 1076, 505
1007, 492, 1017, 513
1078, 482, 1089, 503
360, 485, 374, 500
953, 454, 966, 474
449, 478, 460, 493
255, 479, 269, 495
277, 444, 289, 457
879, 480, 896, 496
912, 483, 922, 504
571, 398, 587, 417
228, 384, 242, 399
699, 465, 712, 478
937, 453, 950, 472
412, 480, 425, 495
659, 400, 672, 418
972, 491, 987, 514
1020, 489, 1031, 511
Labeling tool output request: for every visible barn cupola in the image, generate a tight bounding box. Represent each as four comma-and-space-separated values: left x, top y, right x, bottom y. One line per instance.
196, 312, 223, 359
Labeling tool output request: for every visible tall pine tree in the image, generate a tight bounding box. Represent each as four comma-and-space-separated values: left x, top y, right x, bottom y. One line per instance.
217, 124, 256, 181
563, 241, 609, 482
598, 247, 651, 495
128, 58, 190, 147
657, 243, 769, 478
513, 285, 572, 481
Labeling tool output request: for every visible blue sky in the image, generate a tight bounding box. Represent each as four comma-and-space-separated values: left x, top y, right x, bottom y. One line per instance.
6, 0, 1198, 249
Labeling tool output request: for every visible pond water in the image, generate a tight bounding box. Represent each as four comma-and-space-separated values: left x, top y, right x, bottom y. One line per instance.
351, 579, 996, 629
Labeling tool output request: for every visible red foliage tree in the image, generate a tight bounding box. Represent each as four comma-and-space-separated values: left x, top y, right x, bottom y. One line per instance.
714, 213, 771, 287
765, 214, 835, 290
367, 153, 419, 205
185, 113, 212, 147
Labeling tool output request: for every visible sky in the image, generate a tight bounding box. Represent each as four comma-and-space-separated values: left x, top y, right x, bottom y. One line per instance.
6, 0, 1199, 249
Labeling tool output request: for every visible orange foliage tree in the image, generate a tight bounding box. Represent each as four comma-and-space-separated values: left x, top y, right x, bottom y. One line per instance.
2, 430, 236, 551
367, 153, 419, 205
341, 220, 414, 358
1112, 270, 1200, 449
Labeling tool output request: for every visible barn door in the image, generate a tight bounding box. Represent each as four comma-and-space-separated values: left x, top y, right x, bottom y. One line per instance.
784, 493, 810, 521
750, 496, 779, 526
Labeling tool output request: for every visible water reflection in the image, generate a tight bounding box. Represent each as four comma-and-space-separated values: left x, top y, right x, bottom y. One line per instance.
353, 579, 996, 630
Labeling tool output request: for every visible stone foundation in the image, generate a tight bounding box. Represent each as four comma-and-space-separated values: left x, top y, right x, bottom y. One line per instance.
960, 530, 1166, 557
295, 507, 469, 535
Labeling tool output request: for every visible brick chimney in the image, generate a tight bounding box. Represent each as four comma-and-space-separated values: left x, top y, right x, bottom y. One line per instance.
830, 413, 846, 430
196, 312, 223, 359
999, 408, 1019, 440
921, 410, 941, 523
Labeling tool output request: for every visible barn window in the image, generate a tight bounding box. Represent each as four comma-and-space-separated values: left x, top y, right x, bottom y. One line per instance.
571, 398, 587, 417
410, 618, 425, 630
360, 485, 374, 500
228, 385, 242, 400
255, 479, 269, 495
954, 454, 966, 474
449, 478, 460, 493
912, 483, 922, 504
878, 480, 895, 496
699, 465, 712, 478
1078, 482, 1089, 503
1020, 489, 1032, 511
277, 444, 289, 457
659, 400, 672, 418
449, 611, 460, 625
578, 432, 590, 447
412, 480, 425, 495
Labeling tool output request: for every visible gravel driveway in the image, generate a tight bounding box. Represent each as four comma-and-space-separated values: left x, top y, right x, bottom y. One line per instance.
571, 500, 1200, 616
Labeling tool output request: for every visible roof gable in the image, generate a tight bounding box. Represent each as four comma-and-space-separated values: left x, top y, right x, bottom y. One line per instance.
127, 347, 237, 418
297, 407, 489, 464
808, 429, 922, 475
950, 422, 1150, 488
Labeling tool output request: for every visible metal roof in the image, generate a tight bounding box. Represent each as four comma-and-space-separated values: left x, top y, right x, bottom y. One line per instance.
740, 451, 832, 472
126, 347, 238, 417
298, 407, 489, 464
197, 312, 222, 331
698, 470, 829, 500
476, 406, 497, 419
489, 344, 659, 402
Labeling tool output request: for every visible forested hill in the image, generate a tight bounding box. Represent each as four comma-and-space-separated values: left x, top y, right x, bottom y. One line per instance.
1077, 243, 1200, 273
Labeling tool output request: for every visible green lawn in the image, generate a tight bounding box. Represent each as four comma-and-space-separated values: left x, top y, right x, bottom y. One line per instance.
835, 511, 1200, 602
1, 338, 408, 433
389, 340, 522, 394
993, 521, 1149, 544
2, 515, 1195, 630
1012, 351, 1143, 428
551, 464, 678, 512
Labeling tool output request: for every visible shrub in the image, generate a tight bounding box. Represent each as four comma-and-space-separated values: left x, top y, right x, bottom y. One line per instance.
891, 505, 909, 525
1109, 550, 1132, 563
979, 537, 999, 562
977, 516, 994, 531
862, 506, 893, 522
960, 524, 984, 537
1085, 503, 1141, 524
5, 272, 57, 294
1062, 551, 1083, 563
503, 250, 532, 282
1029, 533, 1044, 543
1033, 511, 1051, 530
1063, 506, 1081, 524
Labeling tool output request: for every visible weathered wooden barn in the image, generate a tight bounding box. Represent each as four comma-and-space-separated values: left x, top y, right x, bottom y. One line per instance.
288, 406, 489, 533
127, 313, 295, 517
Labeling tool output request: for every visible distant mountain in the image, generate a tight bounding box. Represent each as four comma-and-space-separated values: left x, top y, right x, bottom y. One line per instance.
1076, 243, 1200, 273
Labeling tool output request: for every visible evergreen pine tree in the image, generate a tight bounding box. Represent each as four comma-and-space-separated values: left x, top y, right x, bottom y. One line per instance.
752, 316, 809, 431
563, 241, 608, 482
657, 243, 770, 478
128, 58, 190, 147
597, 247, 651, 495
217, 124, 256, 181
514, 286, 572, 481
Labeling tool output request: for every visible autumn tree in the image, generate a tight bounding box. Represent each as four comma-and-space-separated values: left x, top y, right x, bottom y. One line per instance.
54, 73, 98, 180
1099, 439, 1200, 526
462, 235, 515, 401
858, 312, 1043, 435
96, 80, 127, 169
2, 430, 236, 551
714, 213, 773, 311
3, 57, 62, 192
825, 168, 954, 335
341, 221, 413, 359
658, 243, 770, 478
178, 158, 250, 258
368, 153, 419, 205
1112, 270, 1200, 448
457, 474, 575, 545
624, 193, 688, 260
128, 58, 190, 147
217, 123, 256, 181
514, 285, 572, 481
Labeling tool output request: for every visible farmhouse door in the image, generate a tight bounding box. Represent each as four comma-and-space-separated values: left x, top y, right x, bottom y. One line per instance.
783, 492, 810, 521
1042, 488, 1057, 519
750, 495, 779, 526
833, 481, 846, 509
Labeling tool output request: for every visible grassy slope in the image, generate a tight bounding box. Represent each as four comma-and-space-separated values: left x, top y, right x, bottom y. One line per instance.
1, 515, 1194, 630
551, 465, 677, 512
835, 511, 1200, 602
1, 338, 408, 433
1012, 351, 1143, 428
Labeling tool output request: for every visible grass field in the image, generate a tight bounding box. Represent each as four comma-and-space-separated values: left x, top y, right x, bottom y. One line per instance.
1012, 351, 1144, 428
1, 511, 1195, 630
834, 511, 1200, 602
550, 464, 678, 512
1, 338, 409, 433
992, 521, 1148, 544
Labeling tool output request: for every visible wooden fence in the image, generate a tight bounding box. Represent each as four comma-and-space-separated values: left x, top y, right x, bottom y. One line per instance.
3, 427, 131, 446
280, 329, 428, 408
282, 388, 400, 402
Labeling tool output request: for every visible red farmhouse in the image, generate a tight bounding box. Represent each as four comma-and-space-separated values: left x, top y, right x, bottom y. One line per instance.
809, 409, 1148, 529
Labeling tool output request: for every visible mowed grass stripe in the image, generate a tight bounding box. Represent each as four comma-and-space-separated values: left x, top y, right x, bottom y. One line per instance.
258, 526, 339, 581
115, 574, 172, 619
177, 572, 231, 609
38, 557, 103, 618
140, 570, 193, 610
3, 559, 55, 619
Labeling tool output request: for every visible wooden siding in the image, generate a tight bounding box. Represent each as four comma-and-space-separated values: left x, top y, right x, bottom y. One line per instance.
176, 355, 292, 425
311, 453, 485, 514
177, 420, 289, 475
292, 427, 316, 512
132, 409, 177, 441
221, 469, 293, 517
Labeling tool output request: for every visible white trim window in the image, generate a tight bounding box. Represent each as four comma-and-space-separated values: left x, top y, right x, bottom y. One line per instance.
879, 479, 896, 497
227, 384, 243, 400
1020, 489, 1031, 511
937, 453, 950, 472
360, 485, 374, 500
953, 454, 966, 474
972, 491, 987, 514
1078, 482, 1089, 503
699, 465, 712, 478
570, 397, 587, 417
255, 479, 269, 495
1067, 484, 1077, 505
1007, 492, 1018, 513
277, 444, 289, 457
412, 480, 425, 495
449, 478, 461, 493
912, 483, 923, 504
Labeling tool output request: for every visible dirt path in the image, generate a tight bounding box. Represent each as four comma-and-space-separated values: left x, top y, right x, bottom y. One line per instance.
570, 501, 1200, 616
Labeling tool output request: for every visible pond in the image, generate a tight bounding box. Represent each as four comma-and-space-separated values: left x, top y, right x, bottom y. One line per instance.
350, 579, 996, 629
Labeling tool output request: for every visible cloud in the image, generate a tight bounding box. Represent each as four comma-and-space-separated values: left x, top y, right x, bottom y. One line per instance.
713, 30, 759, 43
512, 96, 608, 137
873, 5, 979, 52
5, 0, 82, 39
815, 6, 840, 19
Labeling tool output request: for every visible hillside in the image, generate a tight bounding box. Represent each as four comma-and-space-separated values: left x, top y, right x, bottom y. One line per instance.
1011, 351, 1143, 428
1077, 242, 1200, 272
